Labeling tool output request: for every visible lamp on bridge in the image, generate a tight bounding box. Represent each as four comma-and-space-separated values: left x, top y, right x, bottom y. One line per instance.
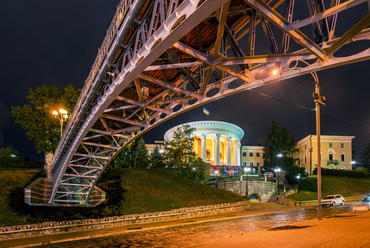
53, 109, 68, 138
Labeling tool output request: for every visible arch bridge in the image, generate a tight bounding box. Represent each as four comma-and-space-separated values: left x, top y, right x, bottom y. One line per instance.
25, 0, 370, 206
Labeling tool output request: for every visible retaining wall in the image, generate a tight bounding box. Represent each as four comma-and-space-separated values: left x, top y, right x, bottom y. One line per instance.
0, 201, 248, 241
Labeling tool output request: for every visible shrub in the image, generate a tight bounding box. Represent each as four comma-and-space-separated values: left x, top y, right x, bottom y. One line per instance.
298, 177, 321, 192
313, 168, 367, 178
356, 167, 369, 176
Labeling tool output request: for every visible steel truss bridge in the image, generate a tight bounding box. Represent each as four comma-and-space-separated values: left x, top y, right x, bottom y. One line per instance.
25, 0, 370, 206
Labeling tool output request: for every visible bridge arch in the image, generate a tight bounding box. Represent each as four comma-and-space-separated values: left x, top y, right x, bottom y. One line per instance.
25, 0, 370, 206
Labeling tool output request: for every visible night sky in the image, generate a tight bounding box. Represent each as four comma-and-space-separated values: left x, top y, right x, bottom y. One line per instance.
1, 1, 369, 162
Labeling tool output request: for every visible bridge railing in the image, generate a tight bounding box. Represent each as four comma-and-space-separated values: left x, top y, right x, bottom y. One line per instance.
51, 0, 134, 170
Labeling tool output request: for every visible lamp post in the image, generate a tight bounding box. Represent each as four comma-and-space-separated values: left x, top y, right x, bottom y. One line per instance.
215, 170, 219, 188
274, 168, 281, 195
296, 174, 301, 193
53, 109, 68, 137
244, 167, 251, 196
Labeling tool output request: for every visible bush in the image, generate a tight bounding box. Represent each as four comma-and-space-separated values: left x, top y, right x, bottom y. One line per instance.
285, 165, 307, 184
298, 177, 321, 192
356, 167, 369, 176
313, 168, 367, 178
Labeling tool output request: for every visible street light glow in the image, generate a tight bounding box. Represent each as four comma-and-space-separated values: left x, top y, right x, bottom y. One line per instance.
59, 109, 67, 114
53, 109, 68, 137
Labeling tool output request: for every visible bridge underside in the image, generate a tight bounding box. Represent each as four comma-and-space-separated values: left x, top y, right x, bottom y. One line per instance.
26, 0, 370, 206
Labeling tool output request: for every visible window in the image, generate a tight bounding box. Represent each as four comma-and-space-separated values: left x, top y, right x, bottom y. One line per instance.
304, 145, 307, 150
250, 162, 253, 167
256, 162, 260, 168
242, 152, 246, 157
329, 154, 333, 160
341, 143, 344, 148
242, 162, 246, 166
256, 152, 260, 157
341, 154, 345, 162
249, 152, 253, 157
304, 155, 307, 163
297, 159, 300, 166
329, 143, 333, 148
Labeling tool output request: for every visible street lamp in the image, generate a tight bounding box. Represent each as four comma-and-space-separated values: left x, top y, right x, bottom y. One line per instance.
244, 167, 251, 196
296, 174, 301, 193
53, 109, 68, 137
274, 168, 281, 195
215, 170, 219, 188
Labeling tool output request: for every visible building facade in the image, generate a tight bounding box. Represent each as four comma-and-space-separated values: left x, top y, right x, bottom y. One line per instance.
241, 146, 264, 170
295, 135, 355, 174
147, 121, 355, 173
164, 121, 244, 166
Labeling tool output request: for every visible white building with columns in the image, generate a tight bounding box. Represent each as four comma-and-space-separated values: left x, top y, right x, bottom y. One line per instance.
163, 121, 244, 166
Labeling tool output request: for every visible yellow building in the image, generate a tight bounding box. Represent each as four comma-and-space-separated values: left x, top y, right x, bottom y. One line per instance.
295, 135, 355, 174
241, 146, 264, 171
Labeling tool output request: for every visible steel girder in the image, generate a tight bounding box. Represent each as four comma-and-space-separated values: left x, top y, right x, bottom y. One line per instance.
30, 0, 370, 206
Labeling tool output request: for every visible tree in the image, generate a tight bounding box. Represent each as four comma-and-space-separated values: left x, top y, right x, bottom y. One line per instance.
11, 84, 80, 153
0, 146, 23, 168
361, 143, 370, 170
262, 121, 298, 169
133, 137, 150, 168
113, 141, 138, 168
164, 124, 210, 183
113, 138, 150, 168
151, 146, 165, 168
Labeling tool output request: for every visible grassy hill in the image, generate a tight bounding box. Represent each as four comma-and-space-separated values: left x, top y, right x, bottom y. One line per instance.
2, 168, 369, 227
287, 176, 370, 201
0, 168, 244, 226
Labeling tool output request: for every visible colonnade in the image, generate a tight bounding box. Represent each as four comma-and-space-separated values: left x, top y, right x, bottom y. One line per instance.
197, 133, 241, 166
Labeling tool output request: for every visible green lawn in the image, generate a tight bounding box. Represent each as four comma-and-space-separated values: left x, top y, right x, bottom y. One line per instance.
287, 176, 370, 201
0, 169, 43, 226
0, 168, 244, 226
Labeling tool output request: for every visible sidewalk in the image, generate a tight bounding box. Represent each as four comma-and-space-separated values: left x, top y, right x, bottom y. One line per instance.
188, 210, 370, 248
0, 203, 369, 247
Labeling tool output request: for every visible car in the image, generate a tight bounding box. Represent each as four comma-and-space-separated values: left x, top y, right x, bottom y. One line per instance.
363, 193, 370, 202
321, 194, 345, 207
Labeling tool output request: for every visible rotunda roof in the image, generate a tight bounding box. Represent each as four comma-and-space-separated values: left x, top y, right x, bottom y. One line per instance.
164, 121, 244, 141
